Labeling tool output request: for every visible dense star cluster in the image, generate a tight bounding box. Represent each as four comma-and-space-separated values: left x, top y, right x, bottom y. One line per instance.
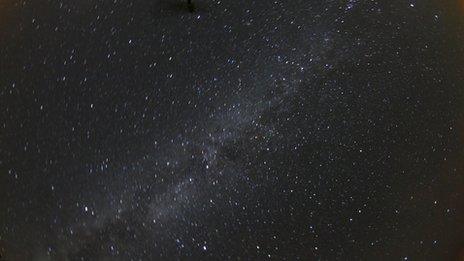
0, 0, 463, 260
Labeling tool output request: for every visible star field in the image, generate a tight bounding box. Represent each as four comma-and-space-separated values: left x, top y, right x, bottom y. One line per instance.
0, 0, 463, 260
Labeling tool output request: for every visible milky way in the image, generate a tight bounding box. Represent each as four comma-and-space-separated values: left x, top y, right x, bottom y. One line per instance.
0, 0, 463, 260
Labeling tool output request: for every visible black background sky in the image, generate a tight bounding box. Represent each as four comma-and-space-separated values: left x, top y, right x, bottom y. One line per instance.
0, 0, 463, 260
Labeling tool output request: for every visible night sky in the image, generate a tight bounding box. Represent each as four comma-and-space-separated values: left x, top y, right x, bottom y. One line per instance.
1, 0, 464, 260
